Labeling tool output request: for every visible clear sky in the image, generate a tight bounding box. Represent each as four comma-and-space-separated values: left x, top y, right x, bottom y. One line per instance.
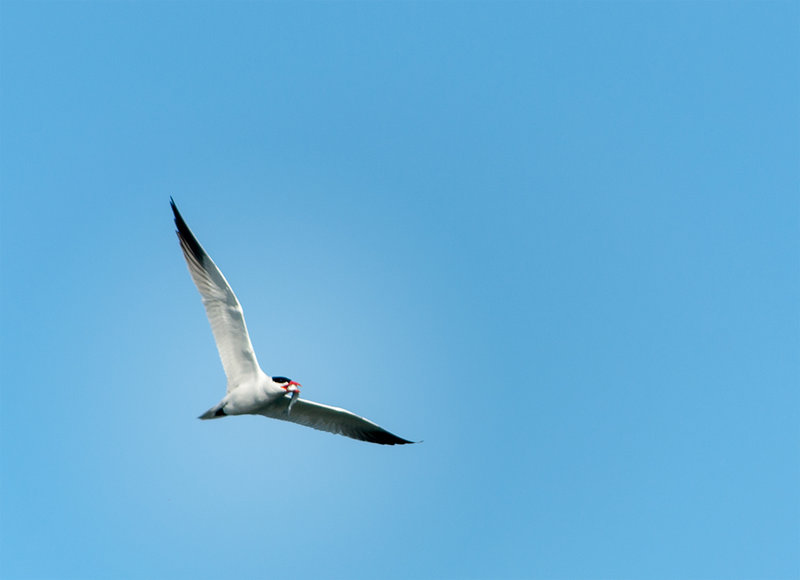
1, 2, 798, 579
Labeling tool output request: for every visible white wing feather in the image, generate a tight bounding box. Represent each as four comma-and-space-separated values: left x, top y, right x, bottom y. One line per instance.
257, 397, 414, 445
172, 200, 262, 391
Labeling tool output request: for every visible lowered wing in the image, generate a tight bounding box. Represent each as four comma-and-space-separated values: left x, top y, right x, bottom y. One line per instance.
258, 396, 415, 445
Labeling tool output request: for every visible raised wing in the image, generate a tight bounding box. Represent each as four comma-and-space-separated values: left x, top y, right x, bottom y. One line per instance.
171, 199, 261, 391
258, 396, 415, 445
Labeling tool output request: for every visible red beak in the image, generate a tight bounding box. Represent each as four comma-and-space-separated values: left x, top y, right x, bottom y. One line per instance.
282, 381, 301, 392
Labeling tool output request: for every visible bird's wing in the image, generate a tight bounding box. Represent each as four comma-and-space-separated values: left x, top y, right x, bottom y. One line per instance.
257, 397, 415, 445
171, 199, 261, 391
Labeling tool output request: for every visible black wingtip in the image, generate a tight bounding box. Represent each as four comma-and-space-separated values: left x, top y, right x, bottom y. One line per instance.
170, 199, 208, 263
170, 197, 182, 221
371, 432, 417, 446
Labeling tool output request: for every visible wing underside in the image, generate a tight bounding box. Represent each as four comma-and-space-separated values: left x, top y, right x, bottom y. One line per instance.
171, 200, 261, 390
258, 397, 414, 445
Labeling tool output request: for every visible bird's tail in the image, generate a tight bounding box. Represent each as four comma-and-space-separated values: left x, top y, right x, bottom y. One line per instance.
198, 403, 227, 420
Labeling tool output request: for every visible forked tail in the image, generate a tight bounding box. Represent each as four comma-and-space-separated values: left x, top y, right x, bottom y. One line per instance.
198, 403, 227, 420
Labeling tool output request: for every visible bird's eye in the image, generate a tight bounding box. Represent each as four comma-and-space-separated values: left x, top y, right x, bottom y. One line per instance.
272, 376, 290, 384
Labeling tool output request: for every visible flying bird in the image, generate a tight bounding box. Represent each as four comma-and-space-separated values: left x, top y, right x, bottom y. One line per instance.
170, 199, 414, 445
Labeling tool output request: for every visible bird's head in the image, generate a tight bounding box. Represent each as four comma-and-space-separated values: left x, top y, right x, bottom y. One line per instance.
274, 376, 302, 415
274, 376, 301, 394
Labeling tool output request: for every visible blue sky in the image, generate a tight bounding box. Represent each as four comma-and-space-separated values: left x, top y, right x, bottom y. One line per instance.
1, 2, 798, 579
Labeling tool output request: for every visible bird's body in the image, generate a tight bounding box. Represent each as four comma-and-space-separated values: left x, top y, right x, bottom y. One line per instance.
199, 369, 276, 417
171, 199, 414, 445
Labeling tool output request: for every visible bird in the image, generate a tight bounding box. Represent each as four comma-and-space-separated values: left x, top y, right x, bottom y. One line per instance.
170, 199, 415, 445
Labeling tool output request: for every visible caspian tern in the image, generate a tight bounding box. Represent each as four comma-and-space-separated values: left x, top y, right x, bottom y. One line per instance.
171, 199, 414, 445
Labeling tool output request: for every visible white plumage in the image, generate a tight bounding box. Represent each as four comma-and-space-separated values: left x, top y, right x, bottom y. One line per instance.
171, 199, 414, 445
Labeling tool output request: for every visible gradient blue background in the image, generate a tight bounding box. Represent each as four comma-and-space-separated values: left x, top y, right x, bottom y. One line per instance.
1, 2, 798, 579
